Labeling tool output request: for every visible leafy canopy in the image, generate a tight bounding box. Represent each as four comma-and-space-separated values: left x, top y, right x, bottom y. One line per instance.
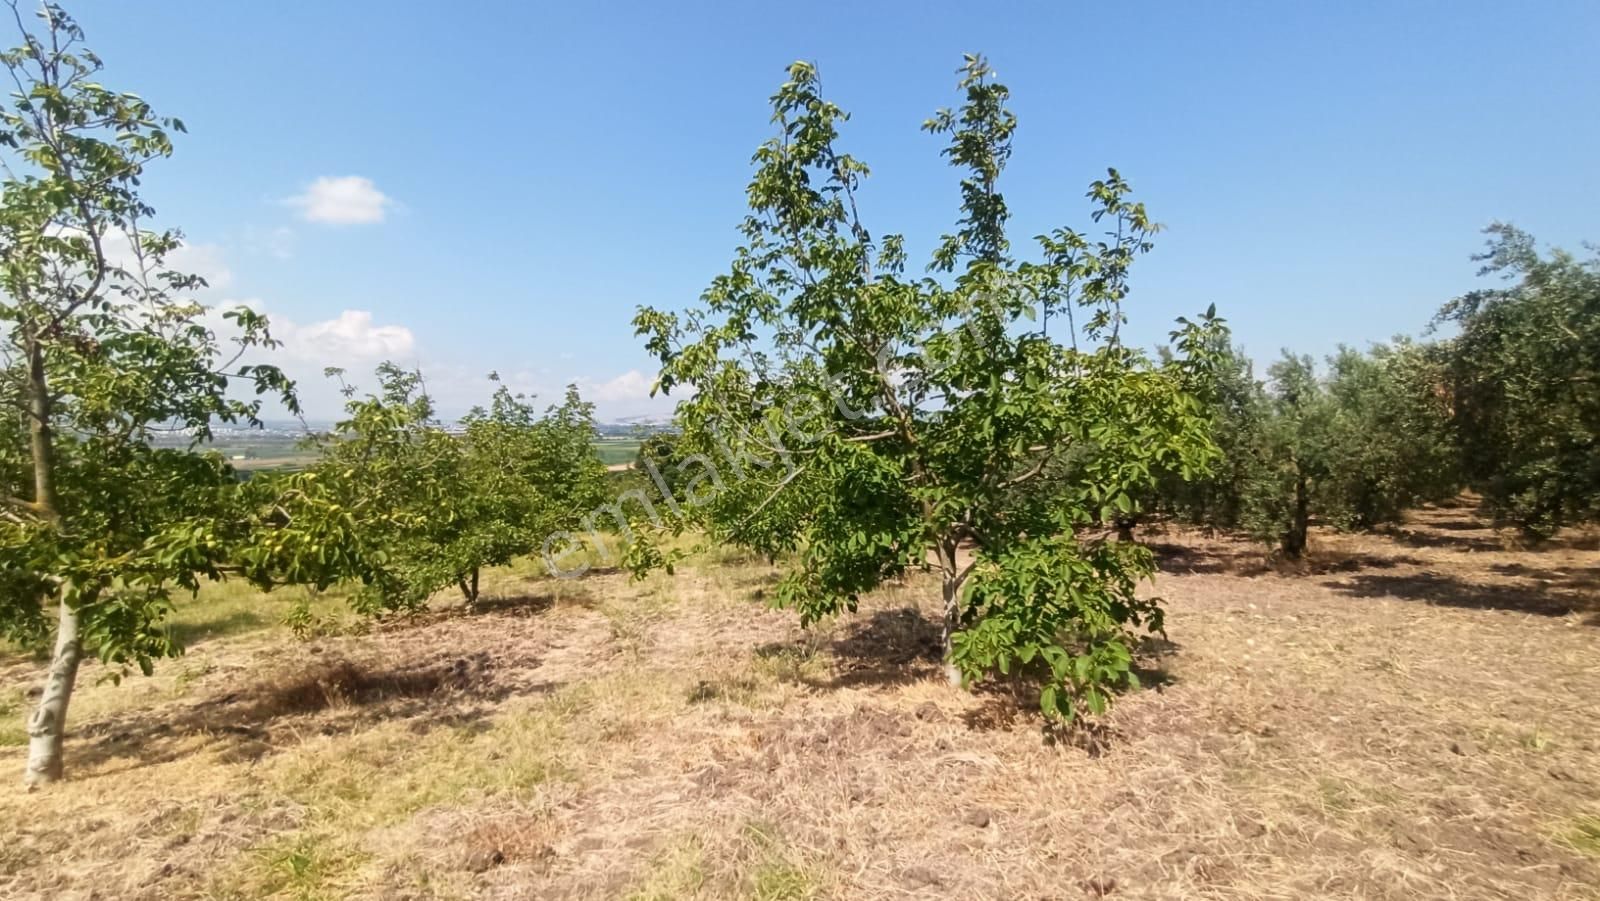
1438, 225, 1600, 538
241, 364, 608, 612
0, 1, 294, 672
1172, 344, 1458, 558
634, 56, 1223, 720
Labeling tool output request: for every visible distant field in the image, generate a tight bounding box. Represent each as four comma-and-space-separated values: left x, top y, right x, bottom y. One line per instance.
593, 438, 641, 466
227, 454, 322, 473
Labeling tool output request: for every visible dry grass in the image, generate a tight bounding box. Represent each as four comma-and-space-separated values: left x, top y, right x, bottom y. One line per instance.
1, 503, 1598, 899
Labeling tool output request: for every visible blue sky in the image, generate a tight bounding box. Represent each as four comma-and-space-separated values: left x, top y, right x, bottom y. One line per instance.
70, 0, 1600, 419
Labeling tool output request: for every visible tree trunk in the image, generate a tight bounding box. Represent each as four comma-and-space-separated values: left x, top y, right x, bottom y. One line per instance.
939, 573, 962, 686
1283, 472, 1310, 559
934, 534, 963, 686
458, 568, 481, 606
26, 341, 58, 527
934, 534, 953, 684
24, 595, 81, 786
23, 336, 78, 787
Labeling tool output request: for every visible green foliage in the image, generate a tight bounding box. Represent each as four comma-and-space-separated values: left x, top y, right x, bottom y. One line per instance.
1438, 225, 1600, 538
634, 431, 690, 499
0, 3, 295, 674
1238, 354, 1329, 557
1319, 342, 1458, 529
1218, 344, 1457, 557
633, 56, 1221, 721
1157, 339, 1265, 531
951, 535, 1158, 718
247, 365, 608, 610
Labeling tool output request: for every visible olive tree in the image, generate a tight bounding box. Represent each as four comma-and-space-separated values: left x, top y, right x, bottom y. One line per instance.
1319, 341, 1457, 529
1159, 339, 1265, 532
1237, 344, 1457, 558
634, 57, 1220, 720
0, 4, 296, 784
1239, 354, 1331, 557
1438, 225, 1599, 538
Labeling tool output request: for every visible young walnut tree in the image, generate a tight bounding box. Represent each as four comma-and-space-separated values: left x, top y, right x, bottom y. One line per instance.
635, 57, 1223, 719
248, 365, 609, 614
0, 4, 296, 784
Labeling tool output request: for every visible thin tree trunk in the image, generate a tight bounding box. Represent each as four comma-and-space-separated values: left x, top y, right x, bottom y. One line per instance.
935, 537, 962, 686
458, 568, 481, 606
1284, 471, 1310, 559
23, 336, 77, 787
24, 596, 82, 786
939, 574, 961, 686
25, 339, 57, 526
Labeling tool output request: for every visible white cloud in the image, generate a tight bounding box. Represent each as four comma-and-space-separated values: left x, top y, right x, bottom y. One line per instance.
579, 369, 655, 403
429, 367, 671, 422
276, 309, 415, 362
209, 300, 419, 419
287, 176, 393, 225
206, 291, 665, 422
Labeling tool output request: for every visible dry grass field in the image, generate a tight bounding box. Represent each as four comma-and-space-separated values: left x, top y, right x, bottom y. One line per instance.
1, 502, 1597, 900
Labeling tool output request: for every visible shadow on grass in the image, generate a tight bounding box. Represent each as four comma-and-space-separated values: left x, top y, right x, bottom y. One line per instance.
805, 605, 1181, 753
1149, 541, 1270, 576
165, 609, 279, 649
1327, 571, 1598, 623
471, 593, 561, 615
1490, 562, 1600, 592
1382, 526, 1507, 553
1133, 635, 1181, 689
70, 649, 546, 776
1152, 532, 1444, 579
816, 607, 945, 690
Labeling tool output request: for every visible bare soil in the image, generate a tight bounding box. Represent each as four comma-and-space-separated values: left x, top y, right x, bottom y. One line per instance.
1, 503, 1597, 900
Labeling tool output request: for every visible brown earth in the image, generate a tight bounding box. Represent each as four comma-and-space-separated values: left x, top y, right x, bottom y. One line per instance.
0, 502, 1597, 899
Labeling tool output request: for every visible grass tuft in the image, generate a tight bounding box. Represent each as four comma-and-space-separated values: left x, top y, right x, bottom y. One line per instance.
1565, 815, 1600, 856
625, 836, 708, 900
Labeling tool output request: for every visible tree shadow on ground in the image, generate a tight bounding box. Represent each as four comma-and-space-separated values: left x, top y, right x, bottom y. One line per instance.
1149, 541, 1270, 576
1300, 552, 1425, 575
811, 607, 945, 689
68, 648, 547, 777
166, 609, 281, 650
1382, 527, 1508, 553
958, 634, 1180, 751
1422, 518, 1493, 532
430, 592, 564, 621
471, 592, 562, 615
959, 682, 1137, 757
368, 592, 577, 635
1327, 571, 1598, 623
1133, 635, 1181, 689
1150, 539, 1421, 577
730, 568, 782, 604
1490, 562, 1600, 592
1551, 532, 1600, 552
